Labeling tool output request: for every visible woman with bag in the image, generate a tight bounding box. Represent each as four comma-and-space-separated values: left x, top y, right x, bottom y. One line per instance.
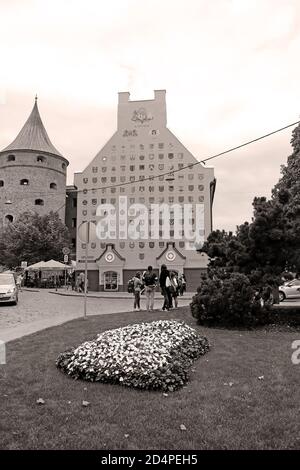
170, 271, 178, 308
133, 272, 143, 311
160, 264, 171, 311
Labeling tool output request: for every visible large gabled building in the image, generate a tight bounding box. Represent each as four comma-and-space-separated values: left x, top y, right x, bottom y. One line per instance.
74, 90, 216, 291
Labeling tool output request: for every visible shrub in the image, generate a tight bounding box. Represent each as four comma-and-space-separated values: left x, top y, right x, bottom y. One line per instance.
191, 272, 270, 327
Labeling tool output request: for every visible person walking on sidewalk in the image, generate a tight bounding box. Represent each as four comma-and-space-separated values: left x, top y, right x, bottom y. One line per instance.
133, 272, 143, 311
143, 266, 158, 312
159, 264, 171, 311
170, 271, 179, 308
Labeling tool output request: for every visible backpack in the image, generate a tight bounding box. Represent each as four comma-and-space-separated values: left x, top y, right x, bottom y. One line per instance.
127, 278, 134, 293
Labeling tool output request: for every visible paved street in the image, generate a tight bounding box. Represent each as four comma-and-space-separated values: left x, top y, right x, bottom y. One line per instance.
0, 289, 191, 342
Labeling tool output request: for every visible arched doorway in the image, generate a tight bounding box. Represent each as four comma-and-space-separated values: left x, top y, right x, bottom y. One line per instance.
104, 271, 118, 291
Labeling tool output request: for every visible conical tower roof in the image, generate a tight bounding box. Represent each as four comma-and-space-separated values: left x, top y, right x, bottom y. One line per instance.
0, 97, 63, 157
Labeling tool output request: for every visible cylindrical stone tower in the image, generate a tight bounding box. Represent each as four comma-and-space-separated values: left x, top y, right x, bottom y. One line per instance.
0, 98, 69, 226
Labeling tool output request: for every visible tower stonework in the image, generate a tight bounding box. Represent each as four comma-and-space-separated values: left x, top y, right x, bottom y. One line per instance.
74, 90, 216, 292
0, 99, 69, 225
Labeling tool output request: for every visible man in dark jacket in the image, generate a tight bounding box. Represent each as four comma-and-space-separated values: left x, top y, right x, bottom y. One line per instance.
143, 266, 157, 312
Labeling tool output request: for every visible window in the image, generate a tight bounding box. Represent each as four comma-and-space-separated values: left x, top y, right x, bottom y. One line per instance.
0, 180, 3, 187
159, 186, 164, 192
158, 143, 164, 149
101, 198, 106, 204
50, 182, 57, 189
7, 154, 15, 162
62, 163, 66, 170
92, 199, 97, 205
5, 214, 13, 223
92, 167, 98, 173
178, 163, 184, 169
37, 155, 46, 163
72, 218, 77, 228
20, 179, 29, 185
35, 199, 44, 206
168, 153, 174, 159
72, 198, 77, 208
149, 242, 155, 248
130, 165, 135, 171
139, 165, 145, 170
159, 242, 164, 248
71, 238, 76, 247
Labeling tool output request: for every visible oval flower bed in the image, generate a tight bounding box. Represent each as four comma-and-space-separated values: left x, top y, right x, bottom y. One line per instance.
56, 320, 209, 392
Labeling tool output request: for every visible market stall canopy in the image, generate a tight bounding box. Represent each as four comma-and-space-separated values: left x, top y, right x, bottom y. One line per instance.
26, 260, 70, 271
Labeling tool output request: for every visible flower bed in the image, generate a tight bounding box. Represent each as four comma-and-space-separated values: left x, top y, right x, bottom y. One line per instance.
56, 320, 209, 392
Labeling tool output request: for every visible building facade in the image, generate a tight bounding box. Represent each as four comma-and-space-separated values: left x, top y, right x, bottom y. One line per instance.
74, 90, 216, 292
0, 98, 69, 225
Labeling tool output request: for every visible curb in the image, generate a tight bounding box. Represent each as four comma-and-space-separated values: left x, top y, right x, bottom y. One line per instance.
48, 291, 194, 301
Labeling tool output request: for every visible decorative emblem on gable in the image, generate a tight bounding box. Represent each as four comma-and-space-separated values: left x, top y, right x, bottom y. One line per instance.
166, 251, 176, 262
105, 252, 115, 263
131, 108, 153, 124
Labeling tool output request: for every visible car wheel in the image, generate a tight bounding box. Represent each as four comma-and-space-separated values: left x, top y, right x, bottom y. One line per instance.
279, 291, 285, 302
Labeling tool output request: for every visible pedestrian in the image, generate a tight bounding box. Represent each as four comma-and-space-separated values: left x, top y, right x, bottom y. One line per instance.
16, 273, 23, 292
133, 272, 143, 311
181, 274, 187, 295
170, 271, 178, 308
159, 264, 171, 311
143, 266, 158, 312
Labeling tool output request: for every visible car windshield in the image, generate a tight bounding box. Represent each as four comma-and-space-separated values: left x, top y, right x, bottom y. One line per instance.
0, 275, 14, 285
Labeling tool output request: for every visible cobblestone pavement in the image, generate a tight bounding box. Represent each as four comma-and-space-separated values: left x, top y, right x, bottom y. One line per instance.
0, 290, 191, 341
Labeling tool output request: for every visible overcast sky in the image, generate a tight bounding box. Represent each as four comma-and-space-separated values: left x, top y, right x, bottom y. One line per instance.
1, 0, 299, 232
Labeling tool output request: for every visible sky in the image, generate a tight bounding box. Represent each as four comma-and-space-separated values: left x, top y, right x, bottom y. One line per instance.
0, 0, 299, 232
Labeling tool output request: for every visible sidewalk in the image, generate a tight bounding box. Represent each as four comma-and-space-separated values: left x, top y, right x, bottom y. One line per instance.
44, 288, 195, 300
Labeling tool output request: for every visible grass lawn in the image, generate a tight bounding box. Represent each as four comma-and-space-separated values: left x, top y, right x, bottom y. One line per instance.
0, 307, 300, 450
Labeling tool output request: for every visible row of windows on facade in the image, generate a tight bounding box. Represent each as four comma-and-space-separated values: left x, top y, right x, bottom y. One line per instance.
79, 195, 204, 214
83, 172, 204, 184
73, 217, 200, 228
80, 241, 188, 251
2, 154, 66, 169
96, 152, 183, 166
81, 186, 205, 197
0, 180, 57, 189
81, 186, 204, 203
108, 143, 176, 152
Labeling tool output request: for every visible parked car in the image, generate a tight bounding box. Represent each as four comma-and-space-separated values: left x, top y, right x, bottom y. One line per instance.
279, 279, 300, 302
0, 273, 19, 305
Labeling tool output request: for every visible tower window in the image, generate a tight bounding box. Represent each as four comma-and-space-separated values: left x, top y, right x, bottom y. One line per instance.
0, 180, 4, 187
5, 214, 13, 223
20, 179, 29, 186
37, 155, 46, 163
62, 163, 66, 170
7, 154, 15, 162
50, 182, 57, 189
35, 199, 44, 206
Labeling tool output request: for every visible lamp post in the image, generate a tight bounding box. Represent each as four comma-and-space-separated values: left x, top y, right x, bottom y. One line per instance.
77, 221, 97, 319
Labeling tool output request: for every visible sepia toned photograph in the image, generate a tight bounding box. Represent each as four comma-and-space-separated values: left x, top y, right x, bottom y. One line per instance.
0, 0, 299, 462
